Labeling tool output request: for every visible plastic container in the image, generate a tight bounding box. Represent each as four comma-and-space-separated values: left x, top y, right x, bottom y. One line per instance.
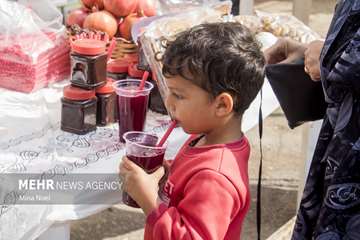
70, 39, 107, 89
107, 59, 128, 81
113, 79, 153, 142
61, 85, 97, 135
96, 80, 118, 126
122, 131, 167, 207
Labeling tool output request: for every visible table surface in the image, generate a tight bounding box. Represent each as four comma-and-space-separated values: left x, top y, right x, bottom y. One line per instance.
0, 77, 279, 240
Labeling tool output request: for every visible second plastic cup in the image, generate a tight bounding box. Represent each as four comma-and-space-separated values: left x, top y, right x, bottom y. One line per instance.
113, 79, 154, 142
122, 131, 167, 208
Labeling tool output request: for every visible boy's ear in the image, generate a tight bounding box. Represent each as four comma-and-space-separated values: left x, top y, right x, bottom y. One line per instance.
214, 93, 234, 117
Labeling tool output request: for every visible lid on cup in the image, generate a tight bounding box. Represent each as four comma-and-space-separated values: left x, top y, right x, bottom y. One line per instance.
71, 39, 106, 55
113, 79, 154, 97
107, 59, 128, 73
128, 63, 144, 78
96, 80, 115, 94
63, 85, 96, 100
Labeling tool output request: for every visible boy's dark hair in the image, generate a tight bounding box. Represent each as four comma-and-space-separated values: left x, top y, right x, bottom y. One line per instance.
162, 22, 265, 115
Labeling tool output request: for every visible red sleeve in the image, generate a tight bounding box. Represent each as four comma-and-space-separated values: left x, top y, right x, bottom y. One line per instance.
145, 170, 242, 240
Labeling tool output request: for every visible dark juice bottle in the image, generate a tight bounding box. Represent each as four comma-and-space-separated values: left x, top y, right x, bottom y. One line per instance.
70, 39, 107, 89
96, 80, 118, 126
107, 59, 128, 81
61, 85, 97, 135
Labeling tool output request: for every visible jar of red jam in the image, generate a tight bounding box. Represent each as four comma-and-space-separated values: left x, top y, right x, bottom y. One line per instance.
61, 85, 97, 135
107, 59, 128, 81
96, 80, 118, 126
123, 53, 139, 64
70, 39, 107, 89
128, 63, 144, 79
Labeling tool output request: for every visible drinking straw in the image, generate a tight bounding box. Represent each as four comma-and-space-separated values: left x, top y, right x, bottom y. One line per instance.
107, 37, 117, 62
157, 120, 177, 147
138, 71, 150, 90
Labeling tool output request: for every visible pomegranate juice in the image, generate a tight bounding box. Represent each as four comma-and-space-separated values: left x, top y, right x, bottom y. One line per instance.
123, 152, 165, 208
117, 92, 149, 142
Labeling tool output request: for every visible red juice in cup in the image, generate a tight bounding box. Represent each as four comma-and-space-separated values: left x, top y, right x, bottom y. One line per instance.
113, 80, 153, 142
122, 131, 167, 208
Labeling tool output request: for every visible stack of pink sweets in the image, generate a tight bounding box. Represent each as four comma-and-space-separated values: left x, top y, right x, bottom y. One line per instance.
0, 32, 70, 93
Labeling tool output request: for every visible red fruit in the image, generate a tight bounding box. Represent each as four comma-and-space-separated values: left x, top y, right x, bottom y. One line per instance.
104, 0, 138, 17
83, 10, 118, 38
137, 0, 156, 17
119, 13, 144, 40
82, 0, 104, 10
66, 8, 89, 27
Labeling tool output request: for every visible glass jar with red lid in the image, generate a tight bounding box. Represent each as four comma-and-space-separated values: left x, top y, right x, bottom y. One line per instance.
70, 39, 107, 89
107, 59, 128, 81
127, 63, 145, 79
96, 80, 118, 126
61, 85, 97, 135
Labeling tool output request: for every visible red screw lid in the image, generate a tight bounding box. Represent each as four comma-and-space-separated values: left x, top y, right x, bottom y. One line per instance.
71, 39, 106, 55
96, 80, 115, 94
123, 53, 139, 63
107, 59, 129, 73
63, 85, 96, 100
128, 63, 145, 78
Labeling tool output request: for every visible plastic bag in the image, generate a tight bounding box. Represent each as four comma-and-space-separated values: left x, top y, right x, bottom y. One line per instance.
0, 0, 70, 93
140, 1, 232, 101
255, 11, 321, 43
156, 0, 229, 16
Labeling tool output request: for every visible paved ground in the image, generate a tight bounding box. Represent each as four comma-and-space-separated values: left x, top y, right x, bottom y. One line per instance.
70, 0, 335, 239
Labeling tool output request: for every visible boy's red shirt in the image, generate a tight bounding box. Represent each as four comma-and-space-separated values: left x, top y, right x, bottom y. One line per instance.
145, 135, 251, 240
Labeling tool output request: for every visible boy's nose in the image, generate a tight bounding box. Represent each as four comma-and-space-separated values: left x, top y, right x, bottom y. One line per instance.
165, 96, 175, 116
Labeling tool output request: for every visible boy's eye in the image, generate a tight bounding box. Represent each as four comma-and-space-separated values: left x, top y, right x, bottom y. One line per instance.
172, 92, 184, 100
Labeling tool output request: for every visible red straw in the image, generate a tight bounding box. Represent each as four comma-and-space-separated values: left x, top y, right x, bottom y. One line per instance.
107, 37, 117, 62
157, 120, 177, 147
138, 71, 150, 90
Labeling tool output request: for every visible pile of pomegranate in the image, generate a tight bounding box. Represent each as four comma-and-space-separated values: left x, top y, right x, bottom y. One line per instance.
66, 0, 155, 41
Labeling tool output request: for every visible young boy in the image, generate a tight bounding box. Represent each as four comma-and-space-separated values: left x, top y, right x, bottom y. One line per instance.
119, 22, 265, 239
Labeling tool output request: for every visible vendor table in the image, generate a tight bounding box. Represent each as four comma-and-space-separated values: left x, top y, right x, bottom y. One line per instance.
0, 77, 279, 240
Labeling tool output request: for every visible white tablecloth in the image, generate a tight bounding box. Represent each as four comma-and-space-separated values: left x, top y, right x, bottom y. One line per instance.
0, 75, 278, 240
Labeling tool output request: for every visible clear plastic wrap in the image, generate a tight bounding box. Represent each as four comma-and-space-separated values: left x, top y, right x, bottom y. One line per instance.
0, 0, 70, 93
155, 0, 229, 15
256, 11, 321, 43
139, 1, 232, 100
234, 12, 321, 44
233, 15, 263, 33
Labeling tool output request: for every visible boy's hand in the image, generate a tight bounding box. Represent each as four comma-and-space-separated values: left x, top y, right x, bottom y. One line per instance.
119, 156, 165, 216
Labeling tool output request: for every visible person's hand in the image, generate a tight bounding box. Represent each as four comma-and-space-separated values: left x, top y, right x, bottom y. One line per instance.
119, 156, 165, 216
264, 38, 307, 64
304, 40, 324, 81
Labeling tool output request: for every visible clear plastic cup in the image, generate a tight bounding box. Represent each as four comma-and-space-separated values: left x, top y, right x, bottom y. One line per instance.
122, 131, 167, 208
113, 79, 153, 142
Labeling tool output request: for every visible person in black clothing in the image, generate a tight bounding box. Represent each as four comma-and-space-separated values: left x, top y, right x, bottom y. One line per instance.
265, 0, 360, 239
